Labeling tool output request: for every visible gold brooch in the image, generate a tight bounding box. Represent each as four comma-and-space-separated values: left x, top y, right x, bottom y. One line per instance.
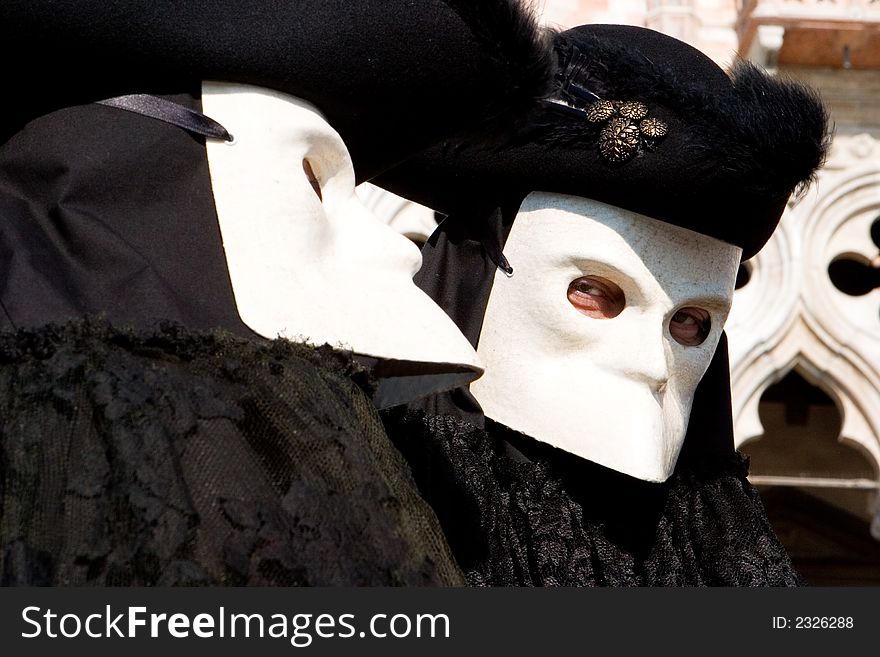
585, 100, 668, 163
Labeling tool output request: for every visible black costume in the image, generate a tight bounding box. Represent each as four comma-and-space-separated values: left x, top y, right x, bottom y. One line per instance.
378, 25, 830, 585
0, 1, 552, 585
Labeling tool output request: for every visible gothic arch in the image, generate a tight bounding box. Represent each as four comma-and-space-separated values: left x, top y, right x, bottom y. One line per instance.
728, 134, 880, 479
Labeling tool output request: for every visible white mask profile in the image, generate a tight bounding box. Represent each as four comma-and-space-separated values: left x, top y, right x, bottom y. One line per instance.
470, 191, 742, 482
200, 82, 482, 405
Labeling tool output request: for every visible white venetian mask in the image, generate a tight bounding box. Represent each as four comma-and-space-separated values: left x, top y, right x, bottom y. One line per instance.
201, 82, 481, 406
470, 191, 742, 481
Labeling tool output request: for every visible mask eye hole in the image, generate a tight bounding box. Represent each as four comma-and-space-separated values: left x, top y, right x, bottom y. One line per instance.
669, 307, 711, 346
303, 159, 322, 201
567, 276, 625, 319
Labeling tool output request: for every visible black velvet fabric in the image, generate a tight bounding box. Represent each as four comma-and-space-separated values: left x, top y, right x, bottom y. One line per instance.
384, 411, 802, 587
1, 0, 553, 182
0, 322, 464, 586
0, 95, 252, 336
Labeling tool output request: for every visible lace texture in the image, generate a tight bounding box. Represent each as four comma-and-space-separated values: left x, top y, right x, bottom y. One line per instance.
0, 321, 463, 586
385, 411, 802, 586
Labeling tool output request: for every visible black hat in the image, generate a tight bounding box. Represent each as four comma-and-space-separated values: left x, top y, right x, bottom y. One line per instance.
377, 24, 830, 259
2, 0, 553, 181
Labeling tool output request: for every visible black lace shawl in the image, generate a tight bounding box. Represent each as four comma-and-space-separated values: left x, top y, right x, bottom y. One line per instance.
385, 411, 802, 586
0, 322, 464, 586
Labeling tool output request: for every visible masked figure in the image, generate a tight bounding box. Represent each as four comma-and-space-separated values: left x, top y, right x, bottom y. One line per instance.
378, 25, 829, 585
0, 1, 552, 585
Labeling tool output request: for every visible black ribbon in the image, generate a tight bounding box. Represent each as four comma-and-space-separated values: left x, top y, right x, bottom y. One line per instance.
97, 94, 232, 141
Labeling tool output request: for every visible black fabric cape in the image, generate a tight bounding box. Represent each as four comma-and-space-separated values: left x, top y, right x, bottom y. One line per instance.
0, 322, 464, 586
0, 95, 250, 334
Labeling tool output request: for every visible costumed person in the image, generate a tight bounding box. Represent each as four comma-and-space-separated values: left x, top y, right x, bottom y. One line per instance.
0, 1, 552, 585
377, 25, 830, 585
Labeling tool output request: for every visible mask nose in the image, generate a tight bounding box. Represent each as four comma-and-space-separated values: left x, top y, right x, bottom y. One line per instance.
633, 332, 670, 395
338, 196, 424, 277
387, 227, 424, 277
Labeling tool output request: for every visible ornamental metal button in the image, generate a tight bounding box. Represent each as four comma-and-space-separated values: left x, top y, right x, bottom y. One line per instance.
618, 101, 648, 120
639, 117, 668, 139
585, 100, 616, 123
599, 117, 640, 162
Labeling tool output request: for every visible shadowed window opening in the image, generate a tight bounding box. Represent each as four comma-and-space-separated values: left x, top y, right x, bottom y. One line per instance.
734, 261, 752, 289
741, 370, 880, 585
745, 370, 872, 479
828, 215, 880, 297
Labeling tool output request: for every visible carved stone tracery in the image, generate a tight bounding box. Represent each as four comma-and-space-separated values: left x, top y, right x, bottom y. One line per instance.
728, 133, 880, 489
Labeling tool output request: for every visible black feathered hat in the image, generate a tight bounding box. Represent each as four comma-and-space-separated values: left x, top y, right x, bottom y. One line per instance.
378, 24, 830, 260
2, 0, 553, 181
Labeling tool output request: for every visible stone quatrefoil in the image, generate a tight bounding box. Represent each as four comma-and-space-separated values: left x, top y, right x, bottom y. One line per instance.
828, 215, 880, 299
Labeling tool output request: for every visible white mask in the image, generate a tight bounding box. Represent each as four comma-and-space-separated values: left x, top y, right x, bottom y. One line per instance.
201, 82, 482, 406
470, 191, 741, 482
